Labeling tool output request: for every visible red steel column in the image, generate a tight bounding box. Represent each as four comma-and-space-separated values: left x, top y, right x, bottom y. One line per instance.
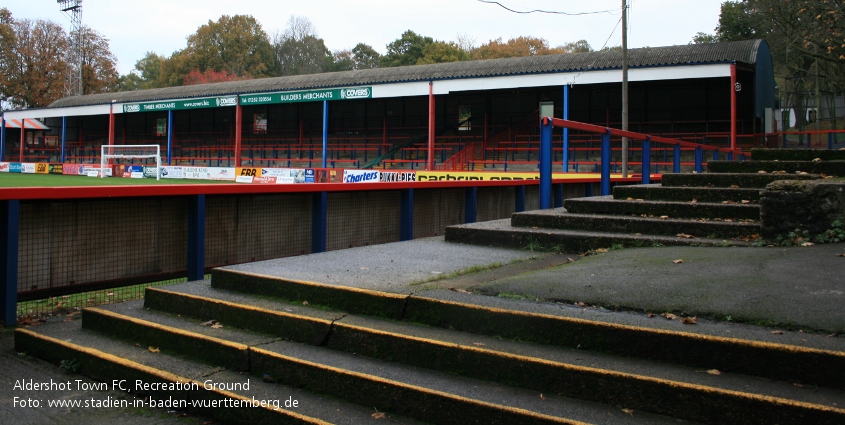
427, 81, 435, 170
18, 120, 24, 162
234, 101, 242, 167
108, 102, 115, 146
730, 62, 737, 152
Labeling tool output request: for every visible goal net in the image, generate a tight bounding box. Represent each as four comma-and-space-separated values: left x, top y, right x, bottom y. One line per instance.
100, 144, 162, 180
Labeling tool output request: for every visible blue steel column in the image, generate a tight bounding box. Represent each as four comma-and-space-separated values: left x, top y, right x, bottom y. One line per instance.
400, 189, 414, 241
695, 146, 703, 173
515, 185, 525, 212
167, 110, 173, 165
641, 137, 651, 185
187, 195, 205, 281
563, 85, 570, 172
322, 100, 328, 169
61, 116, 67, 162
539, 117, 552, 209
465, 187, 477, 224
1, 200, 19, 326
600, 129, 611, 196
312, 192, 327, 253
673, 144, 681, 173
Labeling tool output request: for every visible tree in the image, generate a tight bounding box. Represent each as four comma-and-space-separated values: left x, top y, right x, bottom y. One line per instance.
272, 15, 333, 75
471, 36, 554, 60
558, 40, 593, 53
417, 41, 469, 65
0, 9, 69, 108
76, 27, 119, 94
182, 68, 245, 85
691, 32, 719, 44
381, 30, 433, 67
351, 43, 380, 69
175, 15, 275, 81
130, 52, 166, 89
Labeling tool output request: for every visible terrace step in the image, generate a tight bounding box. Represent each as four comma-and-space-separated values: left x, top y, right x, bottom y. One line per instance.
660, 172, 821, 188
612, 185, 762, 203
511, 209, 758, 239
563, 196, 759, 221
707, 160, 845, 176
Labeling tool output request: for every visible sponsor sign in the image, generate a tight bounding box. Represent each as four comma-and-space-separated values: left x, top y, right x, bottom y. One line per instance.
415, 171, 571, 181
251, 176, 277, 184
183, 167, 210, 180
161, 166, 184, 179
261, 168, 308, 183
62, 164, 84, 175
343, 169, 380, 183
9, 163, 23, 173
235, 175, 254, 183
208, 167, 235, 181
123, 95, 238, 113
130, 172, 144, 179
236, 167, 262, 178
0, 162, 10, 172
35, 163, 50, 174
87, 170, 100, 177
21, 163, 36, 174
380, 171, 417, 182
125, 165, 144, 178
304, 169, 315, 183
48, 164, 63, 174
240, 87, 372, 106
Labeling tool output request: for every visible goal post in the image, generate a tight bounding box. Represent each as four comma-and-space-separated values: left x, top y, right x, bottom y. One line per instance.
100, 144, 162, 180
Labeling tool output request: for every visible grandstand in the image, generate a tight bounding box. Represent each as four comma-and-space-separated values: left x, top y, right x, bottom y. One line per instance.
1, 40, 774, 173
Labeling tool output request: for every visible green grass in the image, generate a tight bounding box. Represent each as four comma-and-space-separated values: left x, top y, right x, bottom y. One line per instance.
0, 173, 235, 187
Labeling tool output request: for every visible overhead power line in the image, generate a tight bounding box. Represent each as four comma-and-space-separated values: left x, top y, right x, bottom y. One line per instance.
477, 0, 618, 16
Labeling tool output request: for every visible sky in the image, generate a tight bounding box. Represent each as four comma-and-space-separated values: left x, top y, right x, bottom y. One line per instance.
6, 0, 725, 75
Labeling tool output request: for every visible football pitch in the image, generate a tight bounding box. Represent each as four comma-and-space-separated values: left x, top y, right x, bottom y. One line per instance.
0, 173, 235, 187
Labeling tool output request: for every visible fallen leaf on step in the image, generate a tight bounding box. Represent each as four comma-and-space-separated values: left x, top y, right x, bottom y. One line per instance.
771, 330, 784, 335
621, 408, 635, 415
659, 215, 669, 220
372, 412, 386, 419
662, 313, 678, 320
673, 259, 684, 264
646, 312, 655, 317
595, 248, 609, 253
450, 288, 472, 294
722, 200, 736, 204
676, 233, 694, 239
797, 171, 808, 175
800, 242, 815, 247
812, 158, 822, 162
148, 346, 160, 353
567, 257, 575, 263
680, 316, 698, 324
691, 198, 698, 204
836, 254, 845, 257
758, 170, 768, 174
627, 197, 634, 200
707, 369, 721, 375
539, 393, 546, 401
730, 185, 740, 188
200, 320, 217, 327
211, 323, 223, 329
473, 342, 486, 347
302, 301, 309, 305
741, 200, 751, 204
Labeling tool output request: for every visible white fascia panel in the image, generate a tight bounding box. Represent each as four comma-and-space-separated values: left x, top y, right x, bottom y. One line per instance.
2, 104, 117, 120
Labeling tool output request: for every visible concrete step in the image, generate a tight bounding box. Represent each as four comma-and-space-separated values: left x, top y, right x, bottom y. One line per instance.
75, 286, 845, 424
14, 322, 419, 425
564, 196, 759, 220
707, 160, 845, 176
750, 148, 845, 161
446, 218, 753, 251
511, 209, 759, 239
660, 172, 821, 188
612, 185, 762, 203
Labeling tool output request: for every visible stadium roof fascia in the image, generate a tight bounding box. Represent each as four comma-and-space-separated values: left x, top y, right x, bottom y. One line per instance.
10, 39, 766, 113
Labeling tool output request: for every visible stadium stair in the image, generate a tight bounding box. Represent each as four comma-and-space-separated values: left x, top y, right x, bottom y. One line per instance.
444, 149, 842, 251
14, 266, 845, 424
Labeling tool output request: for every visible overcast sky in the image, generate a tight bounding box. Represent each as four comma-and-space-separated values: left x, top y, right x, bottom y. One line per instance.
8, 0, 725, 75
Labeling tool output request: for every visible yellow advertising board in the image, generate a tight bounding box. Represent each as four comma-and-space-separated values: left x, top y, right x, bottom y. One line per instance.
35, 163, 50, 174
415, 171, 605, 181
236, 167, 263, 178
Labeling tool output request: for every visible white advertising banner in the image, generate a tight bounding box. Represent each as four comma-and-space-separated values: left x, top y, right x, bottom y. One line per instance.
343, 169, 380, 183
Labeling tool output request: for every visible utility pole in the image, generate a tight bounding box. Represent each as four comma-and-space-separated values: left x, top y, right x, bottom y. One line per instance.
621, 0, 629, 177
57, 0, 83, 96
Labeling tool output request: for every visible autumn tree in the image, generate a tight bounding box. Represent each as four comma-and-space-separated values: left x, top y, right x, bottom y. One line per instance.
417, 41, 470, 64
272, 15, 333, 75
0, 8, 69, 108
351, 43, 381, 69
76, 27, 119, 94
471, 36, 556, 60
381, 30, 434, 67
161, 14, 275, 85
182, 68, 245, 85
557, 40, 593, 54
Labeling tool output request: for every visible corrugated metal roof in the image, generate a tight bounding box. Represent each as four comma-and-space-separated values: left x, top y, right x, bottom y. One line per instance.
48, 40, 764, 109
